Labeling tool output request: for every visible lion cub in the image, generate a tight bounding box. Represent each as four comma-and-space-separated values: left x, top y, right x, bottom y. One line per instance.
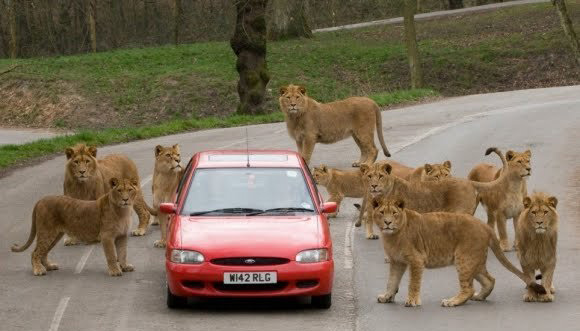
468, 150, 531, 251
516, 192, 558, 302
406, 161, 452, 183
371, 197, 545, 307
12, 178, 137, 277
151, 144, 183, 248
312, 165, 364, 218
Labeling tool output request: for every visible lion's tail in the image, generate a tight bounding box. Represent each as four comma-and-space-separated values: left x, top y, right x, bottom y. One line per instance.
145, 200, 158, 216
374, 106, 391, 157
11, 207, 37, 252
471, 147, 508, 192
488, 230, 546, 295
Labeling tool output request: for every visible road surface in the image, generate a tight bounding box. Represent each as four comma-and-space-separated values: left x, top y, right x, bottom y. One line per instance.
0, 128, 61, 146
0, 85, 578, 331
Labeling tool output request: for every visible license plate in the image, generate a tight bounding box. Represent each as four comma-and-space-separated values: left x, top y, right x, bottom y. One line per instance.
223, 272, 277, 284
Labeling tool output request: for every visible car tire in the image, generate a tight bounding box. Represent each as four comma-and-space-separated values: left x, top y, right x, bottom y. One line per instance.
167, 286, 187, 309
311, 293, 332, 309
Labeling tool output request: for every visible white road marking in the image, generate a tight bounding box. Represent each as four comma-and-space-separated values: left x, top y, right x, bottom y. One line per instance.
74, 246, 94, 274
48, 296, 70, 331
217, 141, 243, 149
344, 221, 354, 269
73, 175, 152, 275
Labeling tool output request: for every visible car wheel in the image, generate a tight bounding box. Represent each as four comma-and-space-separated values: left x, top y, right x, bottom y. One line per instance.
311, 293, 332, 309
167, 286, 187, 309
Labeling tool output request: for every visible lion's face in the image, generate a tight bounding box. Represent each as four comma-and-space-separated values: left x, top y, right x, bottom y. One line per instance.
312, 165, 331, 185
423, 161, 452, 181
371, 197, 406, 235
279, 84, 307, 115
109, 178, 138, 208
65, 144, 98, 182
155, 144, 182, 174
522, 193, 558, 234
507, 150, 531, 178
360, 162, 394, 197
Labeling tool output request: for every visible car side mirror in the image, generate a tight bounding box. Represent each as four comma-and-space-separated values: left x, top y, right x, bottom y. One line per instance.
321, 202, 337, 214
159, 203, 177, 214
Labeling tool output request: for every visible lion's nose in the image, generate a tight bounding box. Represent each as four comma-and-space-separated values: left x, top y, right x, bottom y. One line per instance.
123, 198, 129, 202
526, 167, 531, 172
290, 103, 296, 107
79, 170, 86, 174
371, 184, 378, 189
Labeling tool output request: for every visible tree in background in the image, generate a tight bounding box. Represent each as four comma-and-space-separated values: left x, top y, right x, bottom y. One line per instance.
230, 0, 271, 115
448, 0, 464, 9
173, 0, 183, 45
552, 0, 580, 67
88, 0, 97, 52
7, 0, 18, 58
267, 0, 312, 40
403, 0, 423, 88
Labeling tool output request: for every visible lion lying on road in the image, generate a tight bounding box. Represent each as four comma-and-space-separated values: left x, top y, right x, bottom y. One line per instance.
151, 144, 184, 248
371, 197, 545, 307
406, 161, 452, 183
63, 144, 156, 241
12, 178, 137, 277
279, 84, 391, 166
516, 192, 558, 302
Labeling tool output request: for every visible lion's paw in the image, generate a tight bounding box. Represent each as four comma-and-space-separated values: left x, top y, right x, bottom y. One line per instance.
33, 267, 47, 276
366, 234, 379, 240
441, 298, 462, 307
121, 264, 135, 272
404, 297, 421, 307
108, 267, 123, 277
131, 228, 146, 237
537, 293, 554, 302
354, 219, 362, 227
377, 293, 395, 303
471, 292, 486, 301
154, 240, 166, 248
523, 293, 538, 302
45, 263, 59, 271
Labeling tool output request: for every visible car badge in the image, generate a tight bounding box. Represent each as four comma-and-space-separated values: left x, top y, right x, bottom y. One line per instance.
245, 259, 256, 265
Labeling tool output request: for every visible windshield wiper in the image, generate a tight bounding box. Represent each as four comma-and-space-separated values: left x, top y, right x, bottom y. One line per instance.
246, 207, 315, 216
190, 208, 264, 216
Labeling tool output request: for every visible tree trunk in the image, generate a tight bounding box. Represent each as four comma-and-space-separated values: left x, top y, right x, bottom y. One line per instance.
8, 0, 19, 58
88, 0, 97, 52
267, 0, 312, 40
230, 0, 271, 115
173, 0, 183, 45
448, 0, 464, 9
403, 0, 423, 89
553, 0, 580, 67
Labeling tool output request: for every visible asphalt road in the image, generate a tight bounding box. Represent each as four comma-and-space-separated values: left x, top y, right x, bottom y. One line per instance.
0, 128, 60, 146
1, 85, 578, 331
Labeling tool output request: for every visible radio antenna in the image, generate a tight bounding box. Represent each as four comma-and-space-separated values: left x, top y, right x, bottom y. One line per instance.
245, 127, 250, 167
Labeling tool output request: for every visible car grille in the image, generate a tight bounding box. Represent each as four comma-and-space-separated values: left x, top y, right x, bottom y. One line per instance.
213, 282, 288, 292
211, 257, 290, 266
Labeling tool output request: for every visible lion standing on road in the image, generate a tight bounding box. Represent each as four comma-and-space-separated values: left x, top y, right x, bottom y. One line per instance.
151, 144, 184, 248
516, 192, 559, 302
279, 84, 391, 166
63, 144, 156, 242
12, 178, 138, 277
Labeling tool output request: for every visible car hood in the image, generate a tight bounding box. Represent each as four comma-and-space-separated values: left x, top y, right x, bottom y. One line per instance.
178, 215, 322, 259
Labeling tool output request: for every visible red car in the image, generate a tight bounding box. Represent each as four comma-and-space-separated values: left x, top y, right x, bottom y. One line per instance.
161, 150, 336, 309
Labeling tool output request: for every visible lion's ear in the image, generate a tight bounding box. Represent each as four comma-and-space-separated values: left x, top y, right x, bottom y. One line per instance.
65, 147, 74, 160
320, 164, 328, 172
130, 178, 139, 187
523, 196, 532, 209
279, 86, 288, 96
547, 196, 558, 209
110, 177, 120, 188
298, 85, 307, 95
524, 149, 532, 158
395, 199, 405, 210
443, 160, 452, 169
371, 197, 382, 210
155, 145, 163, 157
360, 163, 370, 175
382, 163, 392, 175
172, 144, 180, 152
88, 146, 97, 158
506, 150, 515, 161
424, 164, 433, 174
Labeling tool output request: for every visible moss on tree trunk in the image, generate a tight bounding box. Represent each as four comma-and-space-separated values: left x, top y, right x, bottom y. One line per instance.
553, 0, 580, 67
231, 0, 271, 115
267, 0, 312, 40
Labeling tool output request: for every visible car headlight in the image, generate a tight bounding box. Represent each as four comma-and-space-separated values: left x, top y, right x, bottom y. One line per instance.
170, 250, 205, 264
296, 249, 328, 263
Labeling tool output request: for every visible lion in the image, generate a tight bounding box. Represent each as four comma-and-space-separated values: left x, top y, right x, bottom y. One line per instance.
279, 84, 391, 166
406, 161, 452, 183
12, 178, 138, 277
468, 150, 531, 251
63, 144, 156, 243
357, 148, 514, 241
371, 197, 545, 307
313, 160, 412, 219
151, 144, 184, 248
516, 192, 558, 302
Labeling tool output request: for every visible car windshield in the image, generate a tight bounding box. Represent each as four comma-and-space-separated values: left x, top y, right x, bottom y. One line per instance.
182, 168, 315, 216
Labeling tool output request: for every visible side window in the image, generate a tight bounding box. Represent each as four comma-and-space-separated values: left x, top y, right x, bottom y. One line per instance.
176, 158, 193, 197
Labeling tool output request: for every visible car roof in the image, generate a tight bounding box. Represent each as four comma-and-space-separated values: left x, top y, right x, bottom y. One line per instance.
194, 150, 304, 168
